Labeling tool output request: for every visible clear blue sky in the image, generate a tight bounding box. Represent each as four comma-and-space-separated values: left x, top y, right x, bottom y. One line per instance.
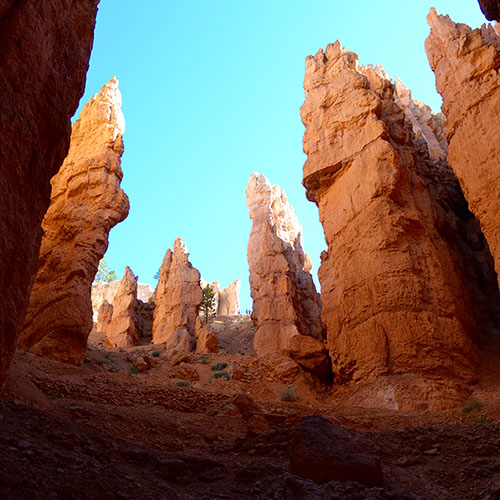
77, 1, 488, 311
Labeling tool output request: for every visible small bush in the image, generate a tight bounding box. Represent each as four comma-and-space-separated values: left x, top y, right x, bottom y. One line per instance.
129, 366, 141, 375
152, 350, 161, 358
211, 371, 231, 381
211, 362, 228, 371
474, 416, 489, 425
108, 366, 120, 373
463, 399, 483, 413
176, 380, 190, 387
281, 387, 299, 402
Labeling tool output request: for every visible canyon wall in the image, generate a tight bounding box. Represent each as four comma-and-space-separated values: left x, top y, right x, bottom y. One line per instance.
18, 78, 129, 365
153, 237, 203, 352
246, 173, 325, 357
218, 280, 241, 316
0, 0, 99, 384
426, 9, 500, 292
478, 0, 500, 21
301, 41, 495, 408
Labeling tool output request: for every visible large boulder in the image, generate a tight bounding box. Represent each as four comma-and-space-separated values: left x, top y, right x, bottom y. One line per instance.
290, 415, 382, 486
0, 0, 99, 384
152, 237, 203, 352
18, 78, 129, 365
301, 41, 490, 408
246, 173, 325, 356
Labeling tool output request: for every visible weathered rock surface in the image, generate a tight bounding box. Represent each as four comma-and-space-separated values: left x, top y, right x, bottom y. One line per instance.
478, 0, 500, 21
218, 280, 241, 316
18, 78, 129, 365
91, 280, 154, 322
96, 300, 114, 336
194, 317, 220, 354
426, 9, 500, 290
246, 173, 325, 358
153, 237, 203, 352
104, 267, 139, 348
0, 0, 99, 384
301, 41, 489, 407
290, 415, 382, 486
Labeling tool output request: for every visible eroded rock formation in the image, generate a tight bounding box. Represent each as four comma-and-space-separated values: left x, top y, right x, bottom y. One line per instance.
18, 78, 129, 365
478, 0, 500, 21
426, 9, 500, 290
0, 0, 99, 384
104, 267, 139, 348
301, 41, 495, 408
218, 280, 241, 316
96, 300, 114, 335
246, 173, 325, 361
153, 237, 203, 352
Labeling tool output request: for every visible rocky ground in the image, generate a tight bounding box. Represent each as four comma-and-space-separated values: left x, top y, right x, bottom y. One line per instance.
2, 317, 500, 499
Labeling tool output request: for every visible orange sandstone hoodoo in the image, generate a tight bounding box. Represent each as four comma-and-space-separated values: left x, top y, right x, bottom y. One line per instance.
301, 40, 499, 409
19, 78, 129, 365
0, 0, 100, 385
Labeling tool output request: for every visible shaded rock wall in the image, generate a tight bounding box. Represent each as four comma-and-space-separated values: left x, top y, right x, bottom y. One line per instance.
18, 78, 129, 365
246, 173, 324, 357
478, 0, 500, 21
0, 0, 99, 384
152, 237, 203, 352
301, 41, 490, 407
426, 9, 500, 294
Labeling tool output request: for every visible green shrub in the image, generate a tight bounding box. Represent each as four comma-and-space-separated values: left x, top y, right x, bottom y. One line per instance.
210, 371, 231, 382
281, 387, 299, 402
152, 350, 161, 358
211, 362, 228, 371
463, 399, 483, 413
176, 380, 190, 387
474, 416, 489, 425
129, 366, 141, 375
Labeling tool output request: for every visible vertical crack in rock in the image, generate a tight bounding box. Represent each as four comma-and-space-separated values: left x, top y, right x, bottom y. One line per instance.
18, 78, 129, 365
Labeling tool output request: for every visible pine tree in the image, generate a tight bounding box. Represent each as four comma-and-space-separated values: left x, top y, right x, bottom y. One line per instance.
95, 257, 118, 283
200, 284, 216, 323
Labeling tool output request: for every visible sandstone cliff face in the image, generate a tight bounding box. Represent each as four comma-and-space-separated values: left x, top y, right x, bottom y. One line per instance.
92, 280, 154, 322
301, 42, 487, 408
153, 237, 203, 352
246, 173, 325, 357
218, 280, 241, 316
0, 0, 99, 384
105, 267, 139, 348
478, 0, 500, 21
18, 78, 129, 365
426, 9, 500, 292
96, 300, 114, 336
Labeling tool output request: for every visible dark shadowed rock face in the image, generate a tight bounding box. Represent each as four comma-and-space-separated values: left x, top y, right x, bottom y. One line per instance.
478, 0, 500, 20
0, 0, 100, 384
290, 415, 383, 486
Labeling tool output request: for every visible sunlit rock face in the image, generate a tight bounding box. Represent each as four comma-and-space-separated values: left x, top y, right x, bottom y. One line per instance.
104, 267, 140, 348
246, 173, 325, 357
427, 8, 500, 292
300, 40, 499, 409
218, 280, 241, 316
478, 0, 500, 21
152, 237, 203, 352
18, 78, 129, 365
0, 0, 99, 384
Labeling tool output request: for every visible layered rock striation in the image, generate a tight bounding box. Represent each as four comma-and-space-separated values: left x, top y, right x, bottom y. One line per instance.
0, 0, 99, 384
426, 9, 500, 291
19, 78, 129, 365
246, 173, 326, 370
301, 41, 496, 407
153, 237, 203, 352
104, 267, 139, 348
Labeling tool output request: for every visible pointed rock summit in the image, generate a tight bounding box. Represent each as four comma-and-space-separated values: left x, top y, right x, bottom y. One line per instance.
426, 9, 500, 289
0, 0, 99, 384
18, 78, 130, 365
105, 267, 140, 348
246, 173, 325, 360
153, 237, 203, 352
